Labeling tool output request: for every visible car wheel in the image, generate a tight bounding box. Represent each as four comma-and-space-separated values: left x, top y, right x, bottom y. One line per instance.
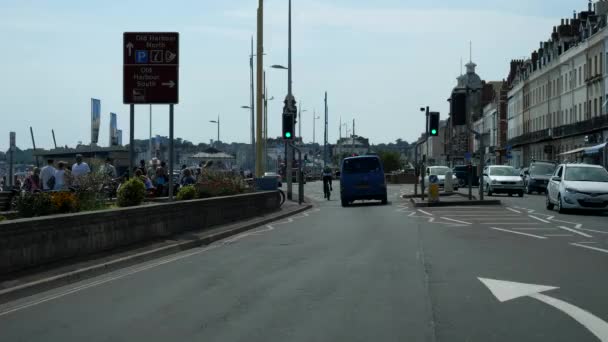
518, 191, 524, 198
508, 193, 512, 197
341, 198, 348, 207
458, 179, 466, 187
486, 185, 493, 196
557, 194, 566, 214
381, 194, 388, 205
546, 193, 554, 210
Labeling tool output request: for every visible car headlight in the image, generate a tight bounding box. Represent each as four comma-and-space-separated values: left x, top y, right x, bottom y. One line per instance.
565, 188, 579, 194
491, 179, 498, 184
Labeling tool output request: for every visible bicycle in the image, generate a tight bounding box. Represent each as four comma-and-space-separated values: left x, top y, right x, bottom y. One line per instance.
323, 181, 332, 201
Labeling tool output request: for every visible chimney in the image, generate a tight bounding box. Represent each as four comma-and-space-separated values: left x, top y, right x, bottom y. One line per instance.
561, 19, 564, 25
589, 0, 592, 12
573, 10, 577, 19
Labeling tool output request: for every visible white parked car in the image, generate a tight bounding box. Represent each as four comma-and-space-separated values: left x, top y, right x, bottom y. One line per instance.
423, 166, 459, 190
482, 165, 525, 197
546, 163, 608, 213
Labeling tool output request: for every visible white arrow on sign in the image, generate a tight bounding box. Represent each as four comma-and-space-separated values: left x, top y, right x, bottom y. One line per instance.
126, 42, 134, 56
161, 80, 176, 88
479, 277, 608, 341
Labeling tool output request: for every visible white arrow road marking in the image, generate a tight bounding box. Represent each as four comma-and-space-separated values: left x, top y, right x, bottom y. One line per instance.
558, 226, 592, 238
479, 278, 608, 342
571, 243, 608, 254
408, 212, 417, 217
441, 217, 472, 225
490, 227, 547, 239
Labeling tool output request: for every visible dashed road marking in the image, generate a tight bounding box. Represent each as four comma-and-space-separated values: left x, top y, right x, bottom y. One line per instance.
571, 243, 608, 254
558, 226, 592, 238
512, 228, 556, 230
482, 222, 540, 225
490, 227, 547, 239
440, 217, 472, 225
529, 215, 551, 224
578, 228, 608, 234
506, 207, 521, 214
417, 209, 433, 216
545, 234, 574, 237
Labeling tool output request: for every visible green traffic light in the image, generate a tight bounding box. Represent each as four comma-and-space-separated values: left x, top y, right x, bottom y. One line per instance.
285, 132, 292, 138
431, 129, 437, 135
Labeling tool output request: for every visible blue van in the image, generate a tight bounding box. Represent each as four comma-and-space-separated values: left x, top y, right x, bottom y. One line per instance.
340, 155, 388, 207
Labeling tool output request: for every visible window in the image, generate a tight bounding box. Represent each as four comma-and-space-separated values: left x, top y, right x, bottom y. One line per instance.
574, 68, 578, 87
556, 166, 563, 178
579, 66, 582, 84
579, 104, 582, 120
570, 108, 573, 124
574, 105, 577, 122
589, 100, 592, 118
595, 98, 598, 116
595, 55, 599, 75
601, 53, 604, 75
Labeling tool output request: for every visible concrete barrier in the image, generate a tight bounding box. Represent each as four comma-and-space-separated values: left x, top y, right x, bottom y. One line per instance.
0, 191, 280, 276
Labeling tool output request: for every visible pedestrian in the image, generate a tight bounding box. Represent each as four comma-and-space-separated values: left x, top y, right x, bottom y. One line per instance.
13, 175, 22, 190
180, 168, 196, 186
23, 167, 42, 193
53, 162, 67, 191
135, 168, 155, 194
148, 158, 159, 179
178, 164, 187, 185
138, 160, 147, 175
41, 159, 56, 191
72, 154, 91, 178
101, 158, 117, 179
153, 166, 166, 196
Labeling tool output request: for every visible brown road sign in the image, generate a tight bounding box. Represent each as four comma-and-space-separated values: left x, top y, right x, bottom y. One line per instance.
123, 32, 179, 104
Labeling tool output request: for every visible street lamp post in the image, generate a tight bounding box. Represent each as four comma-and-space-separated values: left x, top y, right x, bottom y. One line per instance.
241, 105, 255, 170
313, 113, 320, 144
209, 115, 220, 146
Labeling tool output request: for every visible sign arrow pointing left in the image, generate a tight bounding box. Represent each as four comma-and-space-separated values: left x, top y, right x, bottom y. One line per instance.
479, 277, 608, 342
126, 42, 134, 56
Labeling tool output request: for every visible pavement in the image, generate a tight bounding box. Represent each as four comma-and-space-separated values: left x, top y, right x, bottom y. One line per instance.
2, 182, 608, 341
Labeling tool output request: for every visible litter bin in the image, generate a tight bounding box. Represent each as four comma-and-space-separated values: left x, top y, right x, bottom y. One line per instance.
444, 171, 454, 193
255, 176, 278, 191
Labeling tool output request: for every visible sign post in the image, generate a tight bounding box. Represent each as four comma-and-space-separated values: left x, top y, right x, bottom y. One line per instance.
8, 132, 15, 188
123, 32, 179, 199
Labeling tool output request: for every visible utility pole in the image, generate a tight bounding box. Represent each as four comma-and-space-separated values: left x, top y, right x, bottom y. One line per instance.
51, 129, 57, 149
250, 36, 256, 172
284, 0, 297, 200
255, 0, 264, 177
30, 127, 39, 167
298, 101, 302, 141
324, 91, 328, 168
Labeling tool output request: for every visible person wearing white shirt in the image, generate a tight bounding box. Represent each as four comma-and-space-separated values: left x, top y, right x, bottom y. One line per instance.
40, 159, 56, 191
71, 154, 91, 178
53, 162, 67, 191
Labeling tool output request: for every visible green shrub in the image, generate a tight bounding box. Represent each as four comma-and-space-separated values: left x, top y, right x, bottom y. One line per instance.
74, 172, 109, 211
117, 178, 145, 207
15, 192, 54, 218
196, 172, 247, 198
176, 185, 197, 201
0, 215, 6, 222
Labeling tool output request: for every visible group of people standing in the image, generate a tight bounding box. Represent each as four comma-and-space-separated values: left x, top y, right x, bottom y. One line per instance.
16, 155, 92, 193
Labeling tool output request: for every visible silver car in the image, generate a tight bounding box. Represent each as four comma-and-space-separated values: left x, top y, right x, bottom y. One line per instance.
546, 164, 608, 213
424, 166, 459, 190
482, 165, 525, 197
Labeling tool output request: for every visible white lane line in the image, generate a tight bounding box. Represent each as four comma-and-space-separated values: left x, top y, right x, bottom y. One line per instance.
576, 223, 583, 229
546, 216, 555, 220
571, 243, 608, 254
417, 209, 433, 216
441, 217, 472, 225
558, 226, 593, 238
408, 212, 417, 217
438, 215, 520, 217
550, 217, 581, 226
544, 234, 574, 237
578, 228, 608, 234
512, 228, 556, 230
529, 215, 551, 223
490, 227, 547, 239
482, 223, 539, 225
575, 241, 598, 244
506, 207, 521, 214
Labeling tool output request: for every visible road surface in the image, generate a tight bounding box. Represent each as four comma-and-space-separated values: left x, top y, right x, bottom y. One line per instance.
1, 182, 608, 341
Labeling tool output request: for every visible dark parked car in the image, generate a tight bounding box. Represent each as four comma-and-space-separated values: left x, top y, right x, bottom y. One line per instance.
453, 165, 479, 186
523, 161, 556, 194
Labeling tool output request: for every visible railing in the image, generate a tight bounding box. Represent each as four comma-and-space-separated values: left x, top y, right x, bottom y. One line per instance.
508, 114, 608, 147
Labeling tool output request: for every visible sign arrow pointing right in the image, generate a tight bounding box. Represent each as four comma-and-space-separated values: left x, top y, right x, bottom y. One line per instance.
479, 277, 608, 342
162, 80, 176, 88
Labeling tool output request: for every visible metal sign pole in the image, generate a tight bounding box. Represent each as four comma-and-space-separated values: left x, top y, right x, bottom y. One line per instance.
168, 104, 175, 201
129, 104, 135, 178
30, 127, 40, 168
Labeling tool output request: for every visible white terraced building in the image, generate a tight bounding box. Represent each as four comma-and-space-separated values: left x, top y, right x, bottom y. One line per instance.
507, 0, 608, 169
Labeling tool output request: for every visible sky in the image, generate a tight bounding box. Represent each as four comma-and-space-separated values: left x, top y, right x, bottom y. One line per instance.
0, 0, 584, 151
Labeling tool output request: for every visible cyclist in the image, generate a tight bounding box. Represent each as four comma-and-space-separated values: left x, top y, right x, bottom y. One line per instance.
322, 166, 333, 200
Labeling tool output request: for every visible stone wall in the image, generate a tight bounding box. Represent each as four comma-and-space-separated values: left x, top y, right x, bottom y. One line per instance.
0, 191, 280, 275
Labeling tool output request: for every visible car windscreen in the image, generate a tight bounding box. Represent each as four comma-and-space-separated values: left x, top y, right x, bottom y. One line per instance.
489, 167, 518, 176
564, 167, 608, 182
530, 163, 555, 176
343, 158, 381, 174
430, 168, 450, 175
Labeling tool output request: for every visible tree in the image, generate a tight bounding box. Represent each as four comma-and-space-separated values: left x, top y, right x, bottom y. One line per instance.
378, 150, 401, 172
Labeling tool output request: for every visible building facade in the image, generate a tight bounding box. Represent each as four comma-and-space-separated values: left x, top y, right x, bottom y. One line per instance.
507, 1, 608, 168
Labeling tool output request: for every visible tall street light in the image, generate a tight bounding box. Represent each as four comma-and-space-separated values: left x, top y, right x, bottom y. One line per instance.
209, 115, 220, 146
241, 105, 255, 170
313, 113, 320, 144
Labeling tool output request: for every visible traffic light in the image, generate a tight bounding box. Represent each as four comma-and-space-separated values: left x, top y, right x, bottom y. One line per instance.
429, 112, 440, 136
283, 113, 295, 140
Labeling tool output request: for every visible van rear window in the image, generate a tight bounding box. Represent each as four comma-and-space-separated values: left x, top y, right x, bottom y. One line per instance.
343, 158, 381, 174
